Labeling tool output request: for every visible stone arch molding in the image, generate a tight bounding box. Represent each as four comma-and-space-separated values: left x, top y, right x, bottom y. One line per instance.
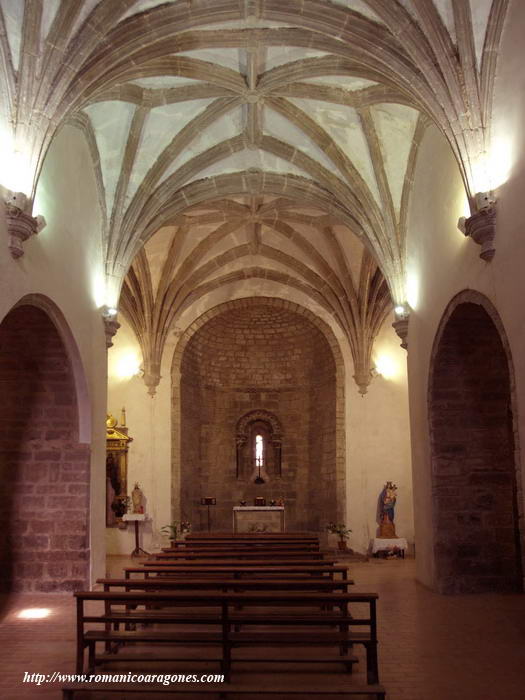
4, 293, 92, 444
171, 296, 346, 523
428, 288, 524, 592
172, 296, 345, 375
237, 409, 283, 440
236, 409, 283, 483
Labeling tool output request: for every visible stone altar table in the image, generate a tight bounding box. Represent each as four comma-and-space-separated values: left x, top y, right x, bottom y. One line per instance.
233, 506, 285, 533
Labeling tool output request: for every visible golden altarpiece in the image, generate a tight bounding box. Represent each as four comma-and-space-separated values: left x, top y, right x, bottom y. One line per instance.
106, 409, 133, 526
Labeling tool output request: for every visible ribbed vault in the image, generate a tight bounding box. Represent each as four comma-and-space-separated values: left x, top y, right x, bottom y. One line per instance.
0, 0, 509, 390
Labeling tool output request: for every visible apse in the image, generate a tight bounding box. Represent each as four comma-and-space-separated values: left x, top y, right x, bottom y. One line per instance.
429, 299, 523, 594
176, 299, 338, 532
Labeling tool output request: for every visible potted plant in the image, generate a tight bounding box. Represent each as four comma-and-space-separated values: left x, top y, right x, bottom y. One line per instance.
161, 520, 191, 547
326, 522, 352, 551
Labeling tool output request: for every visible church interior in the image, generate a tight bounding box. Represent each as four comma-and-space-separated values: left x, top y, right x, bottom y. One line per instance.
1, 1, 525, 698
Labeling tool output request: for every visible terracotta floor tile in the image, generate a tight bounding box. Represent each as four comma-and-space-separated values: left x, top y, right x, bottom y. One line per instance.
0, 557, 524, 699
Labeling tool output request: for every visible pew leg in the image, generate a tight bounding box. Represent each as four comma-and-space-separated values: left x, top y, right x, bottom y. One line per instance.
88, 641, 96, 675
222, 642, 231, 683
366, 642, 379, 685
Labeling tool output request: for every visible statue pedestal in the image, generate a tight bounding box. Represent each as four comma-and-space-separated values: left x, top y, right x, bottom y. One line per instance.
371, 537, 408, 558
123, 513, 149, 557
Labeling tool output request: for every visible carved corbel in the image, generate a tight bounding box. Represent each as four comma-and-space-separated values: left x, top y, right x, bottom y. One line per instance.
101, 306, 120, 348
143, 362, 161, 397
4, 192, 46, 258
458, 192, 497, 261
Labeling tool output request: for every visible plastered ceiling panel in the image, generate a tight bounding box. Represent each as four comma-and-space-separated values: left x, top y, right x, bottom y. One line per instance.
434, 0, 457, 43
40, 0, 61, 46
183, 149, 313, 185
263, 106, 347, 182
159, 107, 244, 186
329, 0, 384, 23
265, 47, 331, 71
300, 76, 378, 91
470, 0, 492, 70
70, 0, 102, 40
144, 226, 177, 296
177, 48, 242, 72
83, 101, 136, 217
371, 103, 419, 218
129, 77, 203, 89
0, 0, 23, 70
289, 98, 381, 205
125, 98, 215, 206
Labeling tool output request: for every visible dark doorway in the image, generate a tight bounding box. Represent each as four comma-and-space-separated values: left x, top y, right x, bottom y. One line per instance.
429, 300, 522, 593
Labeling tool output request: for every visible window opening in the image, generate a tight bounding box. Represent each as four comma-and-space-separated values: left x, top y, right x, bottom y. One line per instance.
254, 434, 265, 484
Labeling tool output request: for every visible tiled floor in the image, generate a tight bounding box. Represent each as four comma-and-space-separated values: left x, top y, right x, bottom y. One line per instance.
1, 557, 524, 699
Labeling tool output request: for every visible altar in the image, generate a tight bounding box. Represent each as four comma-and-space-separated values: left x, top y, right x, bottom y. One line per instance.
233, 506, 285, 533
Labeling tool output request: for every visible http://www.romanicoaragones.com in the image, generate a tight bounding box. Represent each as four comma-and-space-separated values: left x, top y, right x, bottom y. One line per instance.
23, 671, 225, 686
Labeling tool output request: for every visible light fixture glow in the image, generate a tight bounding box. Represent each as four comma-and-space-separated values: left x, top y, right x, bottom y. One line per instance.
115, 352, 141, 379
406, 272, 419, 311
18, 608, 51, 619
374, 354, 399, 381
101, 305, 118, 319
0, 132, 34, 195
394, 305, 405, 316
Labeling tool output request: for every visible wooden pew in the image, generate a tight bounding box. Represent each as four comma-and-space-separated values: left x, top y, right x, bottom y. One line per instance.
184, 535, 319, 545
152, 550, 328, 561
62, 680, 386, 698
124, 564, 349, 581
75, 589, 380, 684
163, 543, 320, 552
97, 576, 354, 593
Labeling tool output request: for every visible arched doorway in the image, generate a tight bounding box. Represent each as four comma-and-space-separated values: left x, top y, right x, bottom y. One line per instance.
0, 304, 90, 593
172, 298, 345, 532
429, 293, 523, 593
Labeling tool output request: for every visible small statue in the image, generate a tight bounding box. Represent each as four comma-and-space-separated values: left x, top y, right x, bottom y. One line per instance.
131, 482, 144, 514
379, 481, 398, 538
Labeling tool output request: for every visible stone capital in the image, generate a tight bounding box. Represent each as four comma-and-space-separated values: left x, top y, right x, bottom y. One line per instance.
464, 202, 496, 262
5, 202, 45, 258
392, 317, 409, 350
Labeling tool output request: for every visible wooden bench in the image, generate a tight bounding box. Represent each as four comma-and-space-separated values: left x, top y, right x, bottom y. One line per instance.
98, 577, 353, 593
126, 564, 349, 581
164, 543, 320, 552
62, 680, 386, 698
152, 550, 328, 561
145, 556, 339, 567
75, 590, 379, 684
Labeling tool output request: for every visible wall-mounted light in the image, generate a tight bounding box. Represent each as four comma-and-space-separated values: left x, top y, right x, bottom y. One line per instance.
458, 191, 496, 261
373, 354, 399, 381
101, 305, 120, 348
392, 303, 410, 350
115, 353, 142, 380
4, 190, 46, 258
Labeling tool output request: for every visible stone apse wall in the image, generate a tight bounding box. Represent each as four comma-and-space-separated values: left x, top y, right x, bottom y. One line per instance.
175, 299, 339, 532
0, 305, 90, 592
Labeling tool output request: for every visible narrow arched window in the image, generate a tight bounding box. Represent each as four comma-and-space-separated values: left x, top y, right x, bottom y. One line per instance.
255, 434, 264, 467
